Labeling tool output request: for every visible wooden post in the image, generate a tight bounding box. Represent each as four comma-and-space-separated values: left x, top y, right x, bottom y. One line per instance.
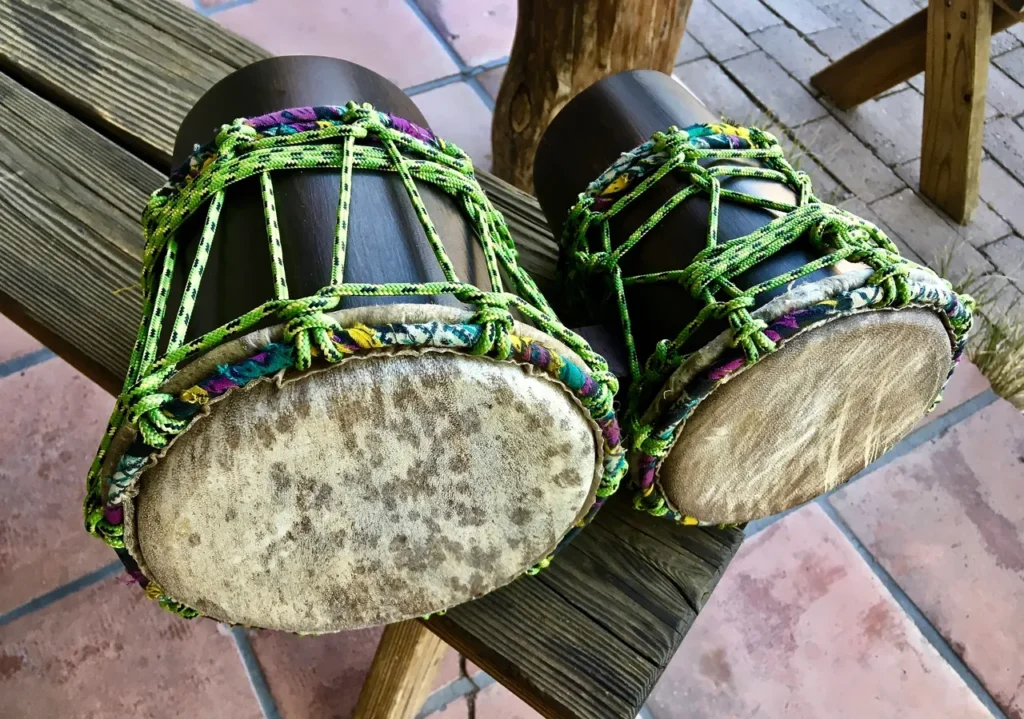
491, 0, 692, 191
920, 0, 993, 224
354, 620, 449, 719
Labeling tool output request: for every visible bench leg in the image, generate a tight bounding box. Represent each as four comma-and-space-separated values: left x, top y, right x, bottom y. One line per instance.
491, 0, 692, 191
920, 0, 992, 224
353, 620, 448, 719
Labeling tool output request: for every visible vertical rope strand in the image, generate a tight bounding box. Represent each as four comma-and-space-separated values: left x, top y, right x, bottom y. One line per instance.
332, 133, 356, 286
259, 172, 289, 300
137, 238, 178, 376
380, 135, 459, 282
166, 190, 225, 354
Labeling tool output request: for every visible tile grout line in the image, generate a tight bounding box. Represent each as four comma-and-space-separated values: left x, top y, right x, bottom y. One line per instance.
230, 627, 283, 719
466, 75, 497, 111
192, 0, 257, 17
416, 676, 477, 718
744, 388, 1000, 537
416, 671, 497, 718
818, 500, 1009, 719
0, 347, 56, 379
0, 562, 122, 627
404, 73, 466, 97
402, 0, 469, 73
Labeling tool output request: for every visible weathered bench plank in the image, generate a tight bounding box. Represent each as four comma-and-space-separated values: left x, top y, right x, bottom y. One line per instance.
0, 2, 743, 716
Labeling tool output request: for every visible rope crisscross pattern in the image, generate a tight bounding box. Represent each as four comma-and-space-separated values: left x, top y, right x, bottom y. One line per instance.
561, 123, 948, 449
111, 101, 617, 450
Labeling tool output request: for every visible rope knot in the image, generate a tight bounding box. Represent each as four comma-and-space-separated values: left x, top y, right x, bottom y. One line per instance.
283, 311, 343, 370
868, 260, 912, 307
214, 119, 257, 157
728, 310, 776, 363
583, 251, 614, 274
126, 392, 186, 449
470, 305, 515, 360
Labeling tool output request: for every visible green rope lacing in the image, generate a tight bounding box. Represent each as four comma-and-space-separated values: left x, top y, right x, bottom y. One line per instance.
121, 101, 616, 450
562, 124, 926, 436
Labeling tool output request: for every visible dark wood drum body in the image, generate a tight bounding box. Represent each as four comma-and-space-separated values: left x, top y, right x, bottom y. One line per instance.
534, 70, 972, 526
83, 57, 625, 633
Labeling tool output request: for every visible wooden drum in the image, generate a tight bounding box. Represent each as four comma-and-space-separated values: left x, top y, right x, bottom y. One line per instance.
534, 71, 973, 526
84, 57, 625, 632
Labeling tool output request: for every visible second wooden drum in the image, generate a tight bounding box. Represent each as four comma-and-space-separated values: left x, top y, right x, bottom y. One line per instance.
534, 71, 973, 526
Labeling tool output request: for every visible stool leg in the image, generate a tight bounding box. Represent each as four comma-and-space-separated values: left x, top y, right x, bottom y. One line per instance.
491, 0, 692, 191
920, 0, 992, 224
354, 620, 448, 719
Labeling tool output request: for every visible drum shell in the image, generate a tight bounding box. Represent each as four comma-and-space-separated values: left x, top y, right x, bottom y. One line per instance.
162, 55, 491, 352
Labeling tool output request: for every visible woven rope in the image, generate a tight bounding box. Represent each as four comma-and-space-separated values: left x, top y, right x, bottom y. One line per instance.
561, 123, 973, 488
85, 102, 622, 548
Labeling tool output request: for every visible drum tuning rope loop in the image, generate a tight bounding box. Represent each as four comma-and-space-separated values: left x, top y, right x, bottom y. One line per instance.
84, 102, 629, 563
561, 122, 974, 464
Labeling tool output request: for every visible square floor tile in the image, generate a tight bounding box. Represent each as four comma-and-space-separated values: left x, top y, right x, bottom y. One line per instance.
212, 0, 459, 88
831, 399, 1024, 718
0, 577, 261, 718
415, 0, 515, 66
0, 313, 42, 366
247, 626, 382, 718
0, 360, 116, 614
650, 503, 992, 718
413, 82, 493, 170
474, 681, 542, 718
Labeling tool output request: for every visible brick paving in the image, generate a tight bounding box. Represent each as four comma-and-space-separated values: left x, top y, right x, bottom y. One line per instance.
1, 0, 1023, 717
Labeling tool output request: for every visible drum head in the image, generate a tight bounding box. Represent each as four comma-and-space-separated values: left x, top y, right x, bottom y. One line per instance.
656, 308, 950, 525
120, 305, 604, 632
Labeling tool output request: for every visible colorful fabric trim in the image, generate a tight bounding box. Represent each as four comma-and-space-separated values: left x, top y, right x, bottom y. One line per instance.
559, 122, 974, 524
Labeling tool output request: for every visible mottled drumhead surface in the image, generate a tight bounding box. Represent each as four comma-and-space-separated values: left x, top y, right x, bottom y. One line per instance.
127, 351, 599, 632
659, 309, 950, 524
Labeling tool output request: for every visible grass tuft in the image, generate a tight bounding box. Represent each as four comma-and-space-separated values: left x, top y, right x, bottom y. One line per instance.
949, 267, 1024, 410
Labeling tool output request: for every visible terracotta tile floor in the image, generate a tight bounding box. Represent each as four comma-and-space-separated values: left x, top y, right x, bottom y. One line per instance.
4, 0, 1024, 717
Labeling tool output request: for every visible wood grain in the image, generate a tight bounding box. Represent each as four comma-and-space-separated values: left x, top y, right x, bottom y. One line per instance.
920, 0, 993, 223
0, 71, 153, 384
811, 3, 1019, 110
492, 0, 692, 191
0, 0, 263, 167
353, 620, 448, 719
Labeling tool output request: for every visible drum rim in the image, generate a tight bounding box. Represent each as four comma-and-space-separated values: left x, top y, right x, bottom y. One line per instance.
629, 269, 972, 525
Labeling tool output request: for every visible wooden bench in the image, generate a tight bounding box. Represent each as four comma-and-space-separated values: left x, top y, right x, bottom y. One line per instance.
0, 1, 741, 716
812, 0, 1024, 224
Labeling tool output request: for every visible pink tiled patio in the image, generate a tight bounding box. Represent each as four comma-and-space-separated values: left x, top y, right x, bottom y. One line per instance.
2, 0, 1024, 717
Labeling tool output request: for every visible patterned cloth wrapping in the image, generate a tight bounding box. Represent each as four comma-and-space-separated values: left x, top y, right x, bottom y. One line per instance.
559, 122, 974, 525
84, 105, 627, 619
